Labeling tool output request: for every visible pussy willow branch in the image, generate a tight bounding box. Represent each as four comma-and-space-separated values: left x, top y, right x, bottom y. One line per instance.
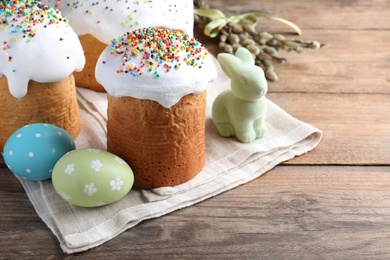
193, 0, 324, 81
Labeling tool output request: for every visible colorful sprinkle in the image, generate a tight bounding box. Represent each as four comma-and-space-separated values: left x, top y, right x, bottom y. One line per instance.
106, 27, 209, 78
0, 0, 70, 47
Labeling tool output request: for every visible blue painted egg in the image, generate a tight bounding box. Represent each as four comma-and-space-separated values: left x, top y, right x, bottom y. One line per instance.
3, 123, 76, 181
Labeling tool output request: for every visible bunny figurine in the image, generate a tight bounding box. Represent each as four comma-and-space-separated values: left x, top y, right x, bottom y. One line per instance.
212, 47, 268, 143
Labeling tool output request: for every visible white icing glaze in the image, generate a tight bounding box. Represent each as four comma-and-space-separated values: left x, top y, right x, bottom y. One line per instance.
95, 28, 217, 108
0, 1, 85, 98
43, 0, 194, 44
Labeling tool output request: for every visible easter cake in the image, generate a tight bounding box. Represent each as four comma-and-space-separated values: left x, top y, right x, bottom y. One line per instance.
0, 0, 85, 151
96, 27, 217, 189
43, 0, 195, 92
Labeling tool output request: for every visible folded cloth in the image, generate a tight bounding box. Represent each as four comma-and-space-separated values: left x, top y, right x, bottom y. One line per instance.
18, 58, 322, 254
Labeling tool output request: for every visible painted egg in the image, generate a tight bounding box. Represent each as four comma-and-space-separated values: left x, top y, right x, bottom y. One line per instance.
52, 149, 134, 207
3, 123, 76, 181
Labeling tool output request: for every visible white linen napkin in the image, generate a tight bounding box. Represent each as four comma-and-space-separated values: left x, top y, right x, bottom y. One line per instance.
18, 58, 322, 254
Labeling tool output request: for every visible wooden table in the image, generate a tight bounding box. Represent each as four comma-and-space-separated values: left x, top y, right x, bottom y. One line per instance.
1, 0, 390, 258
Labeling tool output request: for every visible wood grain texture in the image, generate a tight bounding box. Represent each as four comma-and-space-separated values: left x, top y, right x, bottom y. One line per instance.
204, 0, 390, 30
2, 166, 390, 259
268, 92, 390, 165
1, 0, 390, 258
267, 30, 390, 94
198, 0, 390, 94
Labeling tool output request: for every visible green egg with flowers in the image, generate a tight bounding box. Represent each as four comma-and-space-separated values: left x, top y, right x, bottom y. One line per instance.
52, 149, 134, 207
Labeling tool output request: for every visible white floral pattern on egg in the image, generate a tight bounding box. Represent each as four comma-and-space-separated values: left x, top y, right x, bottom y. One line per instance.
52, 149, 134, 207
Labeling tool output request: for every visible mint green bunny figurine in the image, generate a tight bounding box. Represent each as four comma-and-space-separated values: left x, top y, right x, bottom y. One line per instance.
212, 47, 268, 143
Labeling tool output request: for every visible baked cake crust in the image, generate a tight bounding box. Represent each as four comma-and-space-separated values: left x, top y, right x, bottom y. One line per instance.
74, 34, 106, 92
107, 91, 206, 188
0, 75, 80, 151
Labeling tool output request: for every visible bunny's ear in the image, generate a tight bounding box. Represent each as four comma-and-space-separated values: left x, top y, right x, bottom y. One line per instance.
217, 52, 241, 78
235, 47, 255, 65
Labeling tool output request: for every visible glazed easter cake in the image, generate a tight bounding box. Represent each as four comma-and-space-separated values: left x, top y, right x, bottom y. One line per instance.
96, 27, 217, 189
43, 0, 195, 92
0, 0, 85, 151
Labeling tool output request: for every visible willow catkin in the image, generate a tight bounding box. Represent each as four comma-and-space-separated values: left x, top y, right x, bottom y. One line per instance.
217, 24, 323, 81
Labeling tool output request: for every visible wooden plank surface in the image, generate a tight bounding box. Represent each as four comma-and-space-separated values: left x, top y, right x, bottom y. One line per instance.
2, 166, 390, 259
1, 0, 390, 258
269, 92, 390, 165
200, 29, 390, 95
198, 0, 390, 94
206, 0, 390, 30
269, 30, 390, 94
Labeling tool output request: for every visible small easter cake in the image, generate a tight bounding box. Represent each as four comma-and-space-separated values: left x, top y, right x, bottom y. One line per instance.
43, 0, 195, 92
0, 0, 85, 151
96, 27, 217, 189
